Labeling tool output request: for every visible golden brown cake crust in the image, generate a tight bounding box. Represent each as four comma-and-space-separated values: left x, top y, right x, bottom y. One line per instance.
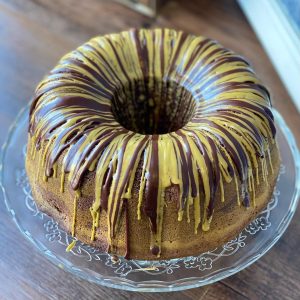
26, 142, 280, 260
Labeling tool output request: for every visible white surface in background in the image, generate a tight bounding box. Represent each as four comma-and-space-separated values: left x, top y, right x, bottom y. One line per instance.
239, 0, 300, 112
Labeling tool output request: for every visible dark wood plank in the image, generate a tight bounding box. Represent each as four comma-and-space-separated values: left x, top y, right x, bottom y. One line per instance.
0, 0, 299, 299
0, 0, 152, 44
206, 283, 249, 300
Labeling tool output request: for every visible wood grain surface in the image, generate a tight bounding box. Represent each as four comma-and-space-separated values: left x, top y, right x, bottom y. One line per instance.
0, 0, 299, 299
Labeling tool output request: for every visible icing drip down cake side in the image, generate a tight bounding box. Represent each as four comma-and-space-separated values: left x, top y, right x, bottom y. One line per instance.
26, 28, 280, 260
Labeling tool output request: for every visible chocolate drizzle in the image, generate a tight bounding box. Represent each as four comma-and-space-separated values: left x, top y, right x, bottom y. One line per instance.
28, 29, 276, 258
144, 135, 159, 234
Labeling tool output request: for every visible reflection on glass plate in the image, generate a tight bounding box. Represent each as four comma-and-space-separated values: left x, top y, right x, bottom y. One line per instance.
1, 106, 299, 292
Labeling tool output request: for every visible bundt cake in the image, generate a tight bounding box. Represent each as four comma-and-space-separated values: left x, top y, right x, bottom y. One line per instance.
26, 28, 280, 260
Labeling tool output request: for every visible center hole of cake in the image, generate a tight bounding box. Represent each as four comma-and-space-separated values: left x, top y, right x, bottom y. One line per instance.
111, 79, 196, 134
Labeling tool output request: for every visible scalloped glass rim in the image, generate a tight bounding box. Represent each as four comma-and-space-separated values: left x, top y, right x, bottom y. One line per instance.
0, 105, 299, 292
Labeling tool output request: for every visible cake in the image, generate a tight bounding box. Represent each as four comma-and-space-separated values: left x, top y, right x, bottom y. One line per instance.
26, 28, 280, 260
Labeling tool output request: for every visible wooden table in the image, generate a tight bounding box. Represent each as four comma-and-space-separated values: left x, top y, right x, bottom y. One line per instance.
0, 0, 299, 299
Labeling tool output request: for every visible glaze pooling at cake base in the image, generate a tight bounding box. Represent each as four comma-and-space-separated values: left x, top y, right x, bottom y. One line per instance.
28, 28, 278, 258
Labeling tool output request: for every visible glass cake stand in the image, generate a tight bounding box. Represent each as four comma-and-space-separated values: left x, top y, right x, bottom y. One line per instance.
1, 105, 299, 292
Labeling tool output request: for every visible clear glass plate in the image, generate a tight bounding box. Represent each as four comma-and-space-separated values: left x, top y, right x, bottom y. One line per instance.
1, 105, 299, 292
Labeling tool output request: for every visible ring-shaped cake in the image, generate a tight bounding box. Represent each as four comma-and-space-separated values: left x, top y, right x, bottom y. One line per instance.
26, 28, 280, 259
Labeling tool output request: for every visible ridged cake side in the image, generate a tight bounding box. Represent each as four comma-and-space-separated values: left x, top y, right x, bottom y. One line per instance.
26, 143, 280, 259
